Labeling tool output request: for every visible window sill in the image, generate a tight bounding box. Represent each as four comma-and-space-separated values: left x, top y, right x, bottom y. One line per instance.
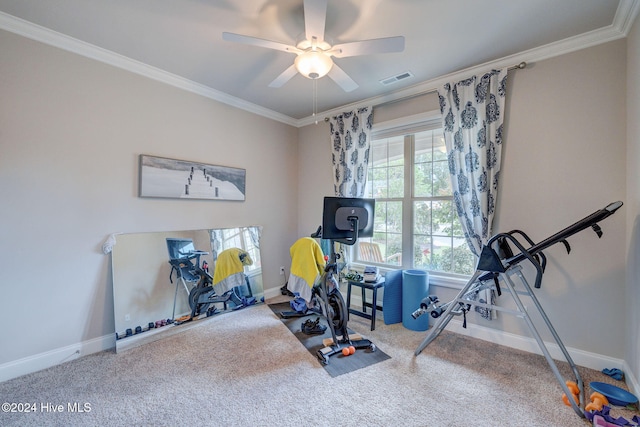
348, 262, 469, 290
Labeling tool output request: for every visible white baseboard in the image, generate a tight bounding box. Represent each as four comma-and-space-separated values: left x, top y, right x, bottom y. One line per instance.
264, 286, 284, 301
443, 318, 639, 397
3, 296, 638, 399
347, 289, 631, 380
435, 318, 625, 372
348, 288, 638, 393
0, 334, 115, 383
622, 360, 640, 398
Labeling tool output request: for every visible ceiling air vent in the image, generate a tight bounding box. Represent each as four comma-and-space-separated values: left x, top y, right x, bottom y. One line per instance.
380, 71, 414, 86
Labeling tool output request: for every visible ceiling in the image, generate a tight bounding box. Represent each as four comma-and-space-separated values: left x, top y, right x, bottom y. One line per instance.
0, 0, 638, 126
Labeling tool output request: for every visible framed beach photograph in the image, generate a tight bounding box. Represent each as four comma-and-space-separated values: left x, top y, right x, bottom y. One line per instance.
139, 155, 246, 201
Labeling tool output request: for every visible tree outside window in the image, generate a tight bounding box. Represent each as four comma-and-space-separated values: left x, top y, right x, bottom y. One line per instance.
359, 128, 475, 276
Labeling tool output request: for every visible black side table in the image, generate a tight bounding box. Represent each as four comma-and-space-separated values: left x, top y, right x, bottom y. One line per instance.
346, 277, 385, 331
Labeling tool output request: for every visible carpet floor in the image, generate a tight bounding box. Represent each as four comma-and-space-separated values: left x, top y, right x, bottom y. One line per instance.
1, 299, 638, 426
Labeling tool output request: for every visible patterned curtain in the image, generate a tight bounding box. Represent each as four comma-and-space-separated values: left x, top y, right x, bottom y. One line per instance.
438, 67, 508, 257
248, 226, 261, 249
328, 107, 373, 273
328, 106, 374, 197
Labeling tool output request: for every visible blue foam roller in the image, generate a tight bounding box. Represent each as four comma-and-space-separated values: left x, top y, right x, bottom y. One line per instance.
402, 269, 430, 331
383, 269, 403, 325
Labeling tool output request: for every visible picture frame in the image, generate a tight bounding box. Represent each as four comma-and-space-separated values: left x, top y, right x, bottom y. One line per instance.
139, 154, 246, 201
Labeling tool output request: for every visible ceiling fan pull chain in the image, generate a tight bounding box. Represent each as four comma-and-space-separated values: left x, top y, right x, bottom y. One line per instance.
313, 79, 319, 124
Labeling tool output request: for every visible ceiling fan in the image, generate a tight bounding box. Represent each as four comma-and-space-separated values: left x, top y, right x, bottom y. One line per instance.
222, 0, 405, 92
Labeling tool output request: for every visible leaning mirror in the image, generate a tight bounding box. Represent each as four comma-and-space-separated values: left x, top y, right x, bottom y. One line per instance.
112, 226, 264, 352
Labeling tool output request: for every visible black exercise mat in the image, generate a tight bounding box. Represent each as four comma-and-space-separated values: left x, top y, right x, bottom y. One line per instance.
269, 302, 390, 377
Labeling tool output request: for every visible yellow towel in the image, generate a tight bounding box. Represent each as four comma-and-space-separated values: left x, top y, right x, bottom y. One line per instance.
213, 248, 252, 285
289, 237, 326, 289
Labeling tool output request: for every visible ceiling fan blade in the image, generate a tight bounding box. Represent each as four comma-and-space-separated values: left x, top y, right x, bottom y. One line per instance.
328, 64, 358, 92
331, 36, 405, 58
222, 32, 300, 54
303, 0, 327, 44
268, 64, 299, 88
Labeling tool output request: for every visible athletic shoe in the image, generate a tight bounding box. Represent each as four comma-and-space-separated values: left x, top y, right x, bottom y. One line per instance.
302, 317, 326, 335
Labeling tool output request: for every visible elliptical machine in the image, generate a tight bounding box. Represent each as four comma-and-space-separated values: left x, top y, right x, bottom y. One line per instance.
314, 196, 378, 365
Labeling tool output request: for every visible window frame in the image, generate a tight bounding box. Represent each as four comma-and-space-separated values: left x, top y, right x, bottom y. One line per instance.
352, 111, 475, 286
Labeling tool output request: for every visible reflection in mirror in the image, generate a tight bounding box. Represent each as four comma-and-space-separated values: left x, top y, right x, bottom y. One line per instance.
112, 226, 264, 352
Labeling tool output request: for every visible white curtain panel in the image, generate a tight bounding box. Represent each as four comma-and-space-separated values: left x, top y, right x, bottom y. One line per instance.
328, 107, 374, 198
438, 68, 508, 257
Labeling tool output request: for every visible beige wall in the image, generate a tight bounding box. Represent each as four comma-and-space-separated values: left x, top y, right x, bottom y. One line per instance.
496, 40, 626, 357
626, 11, 640, 390
298, 40, 628, 359
296, 121, 334, 237
0, 29, 299, 366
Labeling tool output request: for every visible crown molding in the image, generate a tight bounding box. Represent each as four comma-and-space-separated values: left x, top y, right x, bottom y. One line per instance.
616, 0, 640, 34
0, 11, 299, 127
2, 1, 638, 129
297, 0, 640, 127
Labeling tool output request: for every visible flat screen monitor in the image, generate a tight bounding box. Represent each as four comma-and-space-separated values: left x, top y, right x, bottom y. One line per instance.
321, 196, 375, 243
166, 238, 196, 260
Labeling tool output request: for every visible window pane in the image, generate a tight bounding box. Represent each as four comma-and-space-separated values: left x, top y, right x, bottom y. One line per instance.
371, 167, 388, 198
433, 160, 452, 196
431, 235, 454, 273
375, 201, 402, 234
369, 136, 404, 199
413, 201, 432, 235
413, 201, 434, 268
388, 165, 404, 198
384, 233, 402, 266
388, 137, 404, 167
414, 130, 450, 198
242, 229, 261, 272
432, 133, 448, 161
363, 172, 373, 198
370, 141, 388, 166
386, 201, 402, 233
452, 238, 476, 275
432, 200, 453, 237
414, 130, 433, 163
414, 162, 433, 197
413, 235, 432, 268
359, 234, 402, 266
357, 201, 402, 265
374, 201, 388, 233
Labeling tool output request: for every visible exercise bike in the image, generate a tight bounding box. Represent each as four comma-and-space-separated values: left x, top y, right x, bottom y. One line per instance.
313, 196, 378, 365
314, 234, 377, 364
169, 252, 251, 323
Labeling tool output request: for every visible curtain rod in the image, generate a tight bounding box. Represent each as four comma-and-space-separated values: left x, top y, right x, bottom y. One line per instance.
324, 61, 527, 122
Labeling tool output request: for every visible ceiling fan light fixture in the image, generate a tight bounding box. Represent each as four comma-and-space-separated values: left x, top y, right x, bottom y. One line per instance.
223, 0, 404, 92
295, 50, 333, 79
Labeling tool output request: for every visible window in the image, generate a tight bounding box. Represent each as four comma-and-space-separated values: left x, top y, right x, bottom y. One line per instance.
358, 117, 476, 277
213, 228, 261, 274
